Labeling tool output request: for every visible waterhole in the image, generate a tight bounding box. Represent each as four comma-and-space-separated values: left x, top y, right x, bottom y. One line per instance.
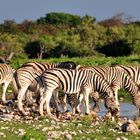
59, 102, 139, 119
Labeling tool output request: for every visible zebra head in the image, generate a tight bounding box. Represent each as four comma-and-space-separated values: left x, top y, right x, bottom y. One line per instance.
104, 92, 119, 117
58, 61, 77, 69
133, 92, 140, 110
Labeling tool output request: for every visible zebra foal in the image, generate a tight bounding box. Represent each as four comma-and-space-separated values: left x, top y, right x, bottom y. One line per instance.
39, 68, 119, 116
0, 63, 14, 103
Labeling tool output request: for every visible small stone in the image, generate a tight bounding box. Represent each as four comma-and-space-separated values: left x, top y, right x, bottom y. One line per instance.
50, 120, 57, 125
116, 138, 121, 140
0, 132, 6, 137
15, 129, 26, 136
64, 133, 72, 140
30, 138, 36, 140
14, 115, 21, 120
47, 131, 61, 139
77, 123, 82, 127
121, 120, 139, 134
121, 137, 128, 140
42, 127, 48, 131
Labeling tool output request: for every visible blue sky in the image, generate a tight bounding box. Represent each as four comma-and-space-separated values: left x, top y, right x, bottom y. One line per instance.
0, 0, 140, 23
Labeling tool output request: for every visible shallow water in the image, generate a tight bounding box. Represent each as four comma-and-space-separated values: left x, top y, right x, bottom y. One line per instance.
97, 102, 139, 119
60, 102, 139, 119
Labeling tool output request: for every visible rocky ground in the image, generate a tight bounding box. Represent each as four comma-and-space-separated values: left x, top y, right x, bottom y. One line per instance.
0, 100, 140, 140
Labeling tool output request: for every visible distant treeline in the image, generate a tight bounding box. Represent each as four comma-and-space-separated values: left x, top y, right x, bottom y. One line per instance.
0, 12, 140, 59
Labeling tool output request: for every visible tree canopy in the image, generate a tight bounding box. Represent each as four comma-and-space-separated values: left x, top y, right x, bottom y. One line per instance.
0, 12, 140, 59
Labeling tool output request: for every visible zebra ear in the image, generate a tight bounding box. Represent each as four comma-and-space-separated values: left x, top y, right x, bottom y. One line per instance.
76, 65, 81, 70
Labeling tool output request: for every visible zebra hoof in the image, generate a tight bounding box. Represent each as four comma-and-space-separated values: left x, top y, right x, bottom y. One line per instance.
91, 111, 98, 116
85, 112, 89, 115
93, 107, 100, 113
66, 109, 70, 112
5, 100, 14, 106
75, 109, 81, 114
21, 111, 30, 116
56, 111, 60, 118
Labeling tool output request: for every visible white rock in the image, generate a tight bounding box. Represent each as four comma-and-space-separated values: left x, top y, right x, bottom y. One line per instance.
64, 133, 72, 140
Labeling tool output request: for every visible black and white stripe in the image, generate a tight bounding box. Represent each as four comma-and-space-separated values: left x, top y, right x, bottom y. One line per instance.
115, 65, 140, 115
115, 65, 140, 87
39, 68, 118, 116
0, 63, 14, 103
14, 61, 77, 115
77, 66, 140, 114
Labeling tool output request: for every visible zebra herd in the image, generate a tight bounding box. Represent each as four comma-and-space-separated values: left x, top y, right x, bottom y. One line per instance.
0, 62, 140, 119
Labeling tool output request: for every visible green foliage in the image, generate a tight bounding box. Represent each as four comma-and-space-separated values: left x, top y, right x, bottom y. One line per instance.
10, 55, 140, 70
37, 12, 82, 26
1, 12, 140, 59
0, 32, 26, 57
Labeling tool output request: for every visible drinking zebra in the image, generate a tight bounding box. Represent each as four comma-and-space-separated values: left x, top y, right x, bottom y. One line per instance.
39, 68, 119, 116
13, 61, 77, 115
115, 65, 140, 115
0, 63, 15, 103
76, 65, 140, 115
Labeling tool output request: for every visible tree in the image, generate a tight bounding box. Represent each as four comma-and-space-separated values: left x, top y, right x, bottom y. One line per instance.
98, 13, 132, 27
37, 12, 82, 26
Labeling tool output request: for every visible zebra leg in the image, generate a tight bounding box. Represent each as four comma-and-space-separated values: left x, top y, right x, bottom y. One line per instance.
17, 87, 29, 115
25, 90, 35, 105
63, 94, 67, 112
90, 91, 100, 113
114, 90, 120, 116
84, 89, 90, 115
2, 81, 10, 103
12, 76, 18, 100
76, 93, 84, 113
114, 91, 119, 107
39, 90, 53, 116
72, 107, 76, 115
92, 99, 100, 113
51, 91, 60, 116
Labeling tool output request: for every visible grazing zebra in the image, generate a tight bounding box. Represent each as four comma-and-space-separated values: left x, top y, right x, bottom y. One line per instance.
115, 65, 140, 115
0, 63, 14, 103
13, 61, 77, 115
76, 65, 140, 115
39, 68, 119, 116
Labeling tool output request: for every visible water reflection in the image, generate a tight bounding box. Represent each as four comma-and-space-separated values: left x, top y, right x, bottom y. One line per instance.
61, 102, 139, 119
97, 102, 139, 119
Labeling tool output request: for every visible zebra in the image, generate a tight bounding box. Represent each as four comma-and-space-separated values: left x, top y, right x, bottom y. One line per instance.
115, 65, 140, 87
39, 68, 119, 117
115, 65, 140, 115
13, 61, 77, 115
76, 65, 140, 115
0, 63, 15, 103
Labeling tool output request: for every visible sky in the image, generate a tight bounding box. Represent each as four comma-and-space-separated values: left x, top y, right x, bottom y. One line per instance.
0, 0, 140, 23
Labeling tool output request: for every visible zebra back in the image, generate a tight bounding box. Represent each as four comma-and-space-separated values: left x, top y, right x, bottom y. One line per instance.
41, 68, 90, 93
41, 68, 115, 98
15, 61, 77, 88
77, 65, 140, 97
21, 61, 77, 71
115, 65, 140, 87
